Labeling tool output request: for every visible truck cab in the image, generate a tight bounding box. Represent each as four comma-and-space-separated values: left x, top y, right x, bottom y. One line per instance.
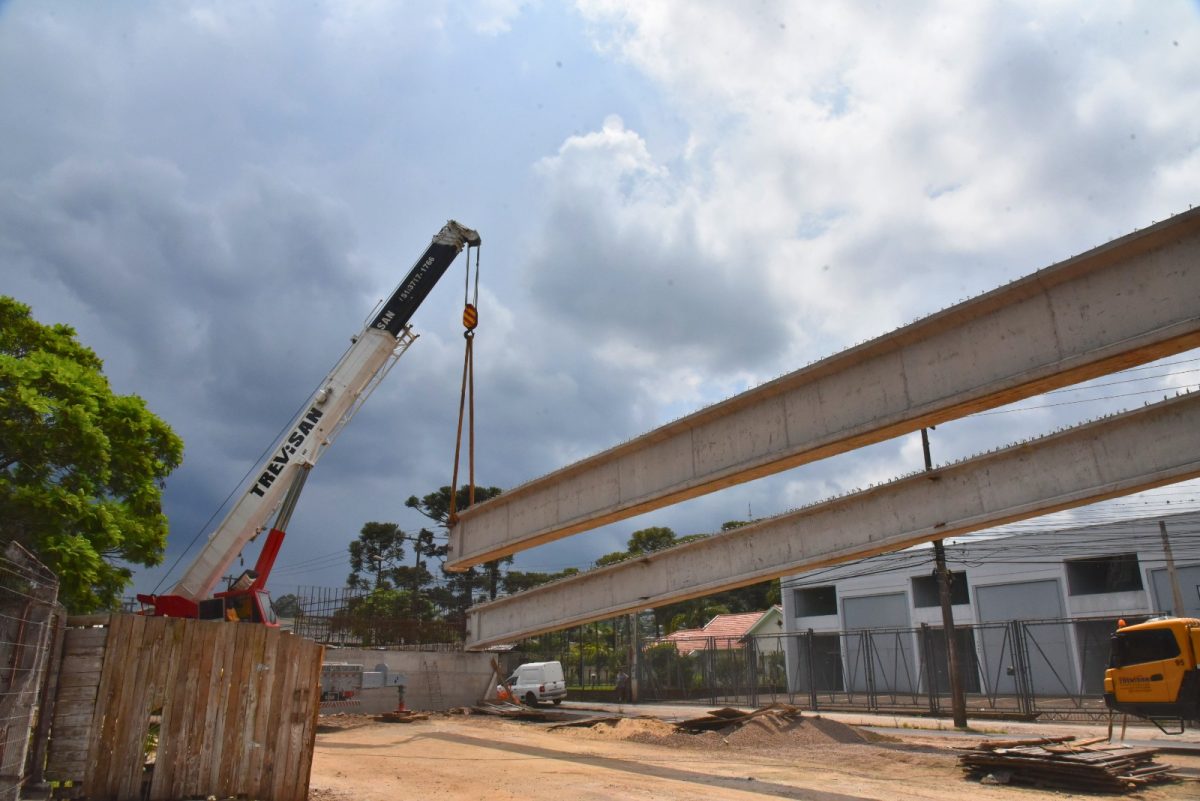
200, 589, 278, 625
1105, 617, 1200, 730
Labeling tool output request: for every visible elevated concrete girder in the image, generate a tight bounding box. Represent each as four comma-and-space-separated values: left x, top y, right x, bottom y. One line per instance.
449, 208, 1200, 569
465, 391, 1200, 649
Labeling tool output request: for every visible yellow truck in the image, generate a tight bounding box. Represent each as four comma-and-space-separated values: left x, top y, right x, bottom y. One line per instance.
1105, 617, 1200, 732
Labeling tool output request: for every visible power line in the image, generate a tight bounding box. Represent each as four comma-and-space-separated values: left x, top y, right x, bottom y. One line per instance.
973, 383, 1200, 416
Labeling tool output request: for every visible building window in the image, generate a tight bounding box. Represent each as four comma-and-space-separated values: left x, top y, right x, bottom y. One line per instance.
911, 571, 970, 607
1110, 628, 1180, 668
1065, 553, 1143, 596
794, 586, 837, 617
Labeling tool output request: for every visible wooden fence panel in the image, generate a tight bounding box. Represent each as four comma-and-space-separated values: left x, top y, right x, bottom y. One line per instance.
27, 612, 66, 786
147, 614, 197, 797
44, 621, 107, 783
44, 614, 323, 801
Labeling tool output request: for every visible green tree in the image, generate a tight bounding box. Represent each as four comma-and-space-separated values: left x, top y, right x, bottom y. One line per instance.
667, 598, 732, 633
271, 592, 302, 618
341, 586, 441, 646
594, 526, 681, 567
408, 527, 439, 593
627, 526, 677, 555
405, 484, 508, 611
0, 297, 183, 611
502, 566, 579, 594
347, 521, 407, 590
404, 484, 503, 527
593, 549, 630, 568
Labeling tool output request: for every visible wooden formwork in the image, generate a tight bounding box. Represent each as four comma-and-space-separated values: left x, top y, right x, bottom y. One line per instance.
45, 613, 324, 801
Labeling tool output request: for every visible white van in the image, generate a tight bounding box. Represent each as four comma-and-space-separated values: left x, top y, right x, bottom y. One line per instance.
507, 660, 567, 706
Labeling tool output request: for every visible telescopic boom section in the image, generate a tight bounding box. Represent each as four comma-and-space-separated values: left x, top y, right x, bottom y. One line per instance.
143, 221, 480, 617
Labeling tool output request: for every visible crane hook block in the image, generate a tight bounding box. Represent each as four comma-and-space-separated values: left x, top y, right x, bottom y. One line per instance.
463, 303, 478, 331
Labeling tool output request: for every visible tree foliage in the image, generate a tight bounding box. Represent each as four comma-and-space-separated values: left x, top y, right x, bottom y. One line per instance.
404, 484, 509, 612
627, 526, 678, 555
404, 484, 503, 528
271, 592, 302, 618
346, 521, 407, 590
594, 525, 683, 568
336, 484, 514, 644
594, 523, 780, 634
0, 297, 184, 611
334, 501, 781, 648
502, 566, 579, 594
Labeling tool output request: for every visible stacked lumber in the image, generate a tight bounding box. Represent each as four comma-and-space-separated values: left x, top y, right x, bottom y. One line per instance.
469, 701, 572, 721
547, 715, 627, 730
675, 703, 805, 732
959, 735, 1176, 792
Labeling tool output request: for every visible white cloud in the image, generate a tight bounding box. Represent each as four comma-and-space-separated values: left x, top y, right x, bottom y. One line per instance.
466, 0, 535, 35
525, 112, 793, 377
568, 0, 1200, 358
492, 0, 1200, 570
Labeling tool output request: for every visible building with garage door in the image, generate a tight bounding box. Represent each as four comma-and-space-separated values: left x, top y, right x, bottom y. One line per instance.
779, 509, 1200, 700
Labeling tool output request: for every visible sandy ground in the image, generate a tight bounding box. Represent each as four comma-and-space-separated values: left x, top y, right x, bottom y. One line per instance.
308, 708, 1200, 801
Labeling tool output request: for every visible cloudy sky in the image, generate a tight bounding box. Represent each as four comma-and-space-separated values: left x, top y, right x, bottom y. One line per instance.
2, 1, 1199, 600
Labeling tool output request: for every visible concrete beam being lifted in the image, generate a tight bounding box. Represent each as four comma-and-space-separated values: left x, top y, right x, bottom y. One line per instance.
465, 391, 1200, 648
448, 208, 1200, 570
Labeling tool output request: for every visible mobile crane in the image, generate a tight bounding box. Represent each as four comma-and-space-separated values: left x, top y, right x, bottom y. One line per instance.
137, 220, 480, 625
1104, 616, 1200, 733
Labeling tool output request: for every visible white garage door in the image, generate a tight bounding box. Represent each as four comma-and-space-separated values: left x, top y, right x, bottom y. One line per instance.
975, 579, 1076, 696
841, 593, 916, 694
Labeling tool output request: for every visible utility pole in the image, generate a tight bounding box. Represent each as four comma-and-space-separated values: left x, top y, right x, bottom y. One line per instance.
1159, 520, 1186, 617
922, 428, 967, 728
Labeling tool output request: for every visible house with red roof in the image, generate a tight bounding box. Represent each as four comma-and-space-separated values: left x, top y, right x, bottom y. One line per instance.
656, 607, 783, 655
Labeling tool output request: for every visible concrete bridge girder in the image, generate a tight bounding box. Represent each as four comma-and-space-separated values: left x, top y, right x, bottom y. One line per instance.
448, 209, 1200, 569
465, 391, 1200, 649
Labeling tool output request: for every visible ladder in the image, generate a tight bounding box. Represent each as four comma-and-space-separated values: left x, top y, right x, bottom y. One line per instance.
421, 655, 445, 710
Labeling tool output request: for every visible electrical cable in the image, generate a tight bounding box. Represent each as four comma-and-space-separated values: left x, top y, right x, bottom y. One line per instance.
972, 383, 1200, 416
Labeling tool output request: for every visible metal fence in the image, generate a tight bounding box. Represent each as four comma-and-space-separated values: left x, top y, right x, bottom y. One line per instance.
292, 585, 466, 646
636, 615, 1152, 722
0, 542, 62, 801
500, 618, 638, 691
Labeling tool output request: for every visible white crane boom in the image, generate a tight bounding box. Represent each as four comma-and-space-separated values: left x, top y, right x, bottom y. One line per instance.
141, 220, 480, 620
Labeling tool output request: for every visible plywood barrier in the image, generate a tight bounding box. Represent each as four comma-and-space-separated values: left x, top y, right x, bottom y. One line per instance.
45, 614, 323, 801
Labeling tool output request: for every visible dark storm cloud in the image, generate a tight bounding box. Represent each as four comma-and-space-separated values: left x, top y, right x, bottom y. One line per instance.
0, 155, 390, 585
0, 158, 367, 426
4, 0, 1200, 594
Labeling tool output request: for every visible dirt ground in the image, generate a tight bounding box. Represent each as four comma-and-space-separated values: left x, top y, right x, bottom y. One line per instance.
308, 711, 1200, 801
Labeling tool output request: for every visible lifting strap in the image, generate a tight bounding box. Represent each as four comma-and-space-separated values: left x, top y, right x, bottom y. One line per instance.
447, 245, 480, 526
